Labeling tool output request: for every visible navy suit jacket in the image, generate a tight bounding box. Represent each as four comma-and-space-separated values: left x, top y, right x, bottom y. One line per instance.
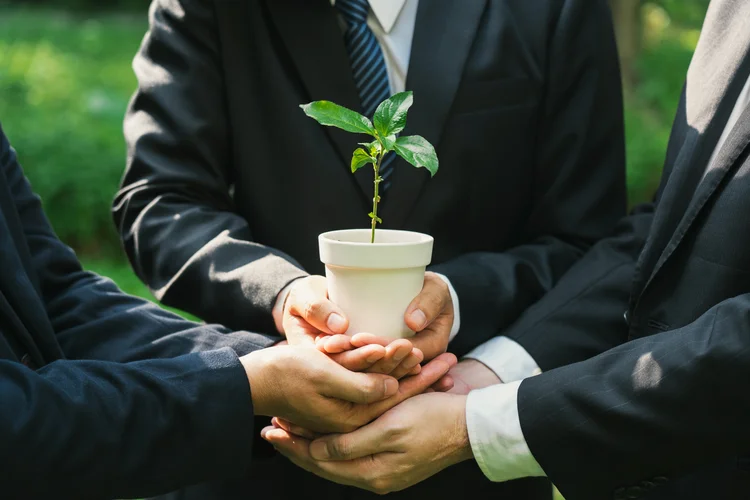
0, 123, 278, 498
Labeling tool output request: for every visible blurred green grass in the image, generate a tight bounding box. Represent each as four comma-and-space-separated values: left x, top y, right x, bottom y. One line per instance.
0, 8, 145, 255
0, 5, 708, 497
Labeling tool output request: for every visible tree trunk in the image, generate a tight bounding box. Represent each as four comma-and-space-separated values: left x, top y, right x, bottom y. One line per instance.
609, 0, 641, 91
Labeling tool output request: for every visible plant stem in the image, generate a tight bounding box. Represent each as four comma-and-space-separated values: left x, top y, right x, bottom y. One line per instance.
371, 153, 383, 244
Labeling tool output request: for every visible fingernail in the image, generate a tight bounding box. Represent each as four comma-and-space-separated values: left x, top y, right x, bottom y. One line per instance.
384, 378, 398, 397
310, 441, 330, 460
327, 313, 347, 333
408, 309, 427, 330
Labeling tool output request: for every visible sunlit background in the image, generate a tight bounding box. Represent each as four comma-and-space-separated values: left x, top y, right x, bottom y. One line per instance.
0, 1, 712, 496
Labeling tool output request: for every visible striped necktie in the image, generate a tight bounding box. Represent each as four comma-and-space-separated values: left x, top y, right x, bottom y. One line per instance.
336, 0, 395, 190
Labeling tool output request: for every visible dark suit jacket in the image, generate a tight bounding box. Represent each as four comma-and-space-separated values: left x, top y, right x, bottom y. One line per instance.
113, 0, 627, 361
499, 1, 750, 498
0, 123, 279, 499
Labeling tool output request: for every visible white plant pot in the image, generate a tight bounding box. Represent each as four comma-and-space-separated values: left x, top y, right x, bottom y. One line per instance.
319, 229, 434, 340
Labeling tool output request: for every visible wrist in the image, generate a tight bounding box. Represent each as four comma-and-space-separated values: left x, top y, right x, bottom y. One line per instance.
241, 350, 274, 417
272, 282, 296, 335
450, 395, 474, 464
432, 273, 460, 342
456, 359, 502, 389
468, 359, 503, 387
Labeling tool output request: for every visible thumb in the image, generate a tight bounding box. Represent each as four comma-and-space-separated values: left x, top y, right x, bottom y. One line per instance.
288, 276, 349, 335
405, 273, 450, 331
321, 363, 400, 405
363, 352, 458, 419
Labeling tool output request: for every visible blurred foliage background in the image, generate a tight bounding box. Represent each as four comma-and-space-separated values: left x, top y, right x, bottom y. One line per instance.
0, 0, 710, 300
0, 1, 712, 498
0, 0, 711, 325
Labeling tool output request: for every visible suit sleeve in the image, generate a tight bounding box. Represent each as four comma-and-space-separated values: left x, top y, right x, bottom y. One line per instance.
501, 208, 653, 371
113, 0, 307, 334
2, 125, 280, 363
0, 351, 255, 499
0, 129, 259, 498
498, 82, 688, 370
432, 0, 628, 357
518, 294, 750, 500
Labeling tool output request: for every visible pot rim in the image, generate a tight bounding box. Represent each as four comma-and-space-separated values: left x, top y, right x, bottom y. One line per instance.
319, 229, 434, 269
319, 228, 433, 247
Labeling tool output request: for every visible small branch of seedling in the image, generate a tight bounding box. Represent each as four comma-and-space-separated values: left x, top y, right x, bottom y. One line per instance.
301, 91, 439, 243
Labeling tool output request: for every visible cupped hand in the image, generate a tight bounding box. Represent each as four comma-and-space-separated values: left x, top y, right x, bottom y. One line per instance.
281, 276, 348, 346
262, 392, 473, 494
402, 272, 455, 362
280, 276, 425, 377
242, 345, 457, 434
318, 333, 424, 379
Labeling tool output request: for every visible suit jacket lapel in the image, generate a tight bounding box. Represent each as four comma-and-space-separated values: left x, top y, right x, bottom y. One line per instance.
635, 2, 750, 300
642, 103, 750, 296
263, 0, 369, 204
380, 0, 487, 228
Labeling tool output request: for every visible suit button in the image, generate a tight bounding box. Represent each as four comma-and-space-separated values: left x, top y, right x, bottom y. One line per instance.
652, 476, 668, 485
21, 353, 35, 369
623, 310, 630, 325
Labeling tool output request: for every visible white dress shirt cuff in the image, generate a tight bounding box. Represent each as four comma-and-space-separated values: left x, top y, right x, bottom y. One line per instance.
464, 336, 541, 383
466, 381, 546, 482
434, 273, 460, 342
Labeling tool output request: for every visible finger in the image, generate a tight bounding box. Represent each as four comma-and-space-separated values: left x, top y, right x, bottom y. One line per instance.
320, 363, 400, 404
288, 277, 349, 335
320, 334, 355, 354
408, 364, 422, 376
350, 332, 391, 348
260, 425, 278, 440
409, 328, 449, 361
389, 348, 424, 380
265, 428, 368, 490
309, 417, 392, 462
330, 344, 386, 371
430, 375, 455, 393
284, 315, 322, 346
364, 353, 458, 419
365, 339, 413, 375
272, 417, 322, 440
262, 427, 313, 453
404, 273, 449, 332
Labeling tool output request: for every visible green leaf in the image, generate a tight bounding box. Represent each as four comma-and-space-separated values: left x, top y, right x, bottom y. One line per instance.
368, 212, 383, 224
381, 135, 397, 152
393, 135, 439, 176
351, 148, 376, 173
301, 101, 376, 136
373, 91, 413, 137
